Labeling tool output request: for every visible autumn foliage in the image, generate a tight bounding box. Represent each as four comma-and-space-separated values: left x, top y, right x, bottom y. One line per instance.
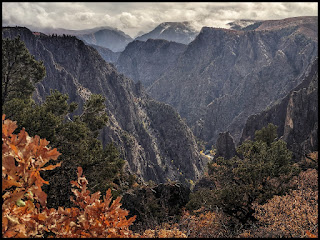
142, 224, 187, 238
2, 114, 189, 238
249, 168, 318, 238
178, 208, 231, 238
2, 115, 138, 238
2, 114, 61, 237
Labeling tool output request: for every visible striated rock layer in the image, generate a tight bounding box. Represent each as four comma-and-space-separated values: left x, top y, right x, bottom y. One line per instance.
2, 26, 205, 184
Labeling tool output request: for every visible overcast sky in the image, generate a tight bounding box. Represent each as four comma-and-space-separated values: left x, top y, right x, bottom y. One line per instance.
2, 2, 318, 37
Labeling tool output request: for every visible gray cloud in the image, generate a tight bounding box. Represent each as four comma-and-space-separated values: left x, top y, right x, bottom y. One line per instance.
2, 2, 318, 37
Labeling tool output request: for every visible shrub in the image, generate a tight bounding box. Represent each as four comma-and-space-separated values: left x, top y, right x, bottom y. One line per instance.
250, 168, 318, 238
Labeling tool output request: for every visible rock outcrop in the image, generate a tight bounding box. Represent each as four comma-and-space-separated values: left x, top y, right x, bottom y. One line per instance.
215, 132, 237, 160
2, 26, 205, 184
240, 58, 318, 161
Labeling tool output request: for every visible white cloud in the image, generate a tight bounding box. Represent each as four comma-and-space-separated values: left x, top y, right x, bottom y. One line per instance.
2, 2, 318, 37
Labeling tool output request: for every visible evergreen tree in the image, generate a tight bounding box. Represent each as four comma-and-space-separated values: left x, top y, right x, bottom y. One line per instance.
78, 94, 108, 137
2, 36, 45, 106
8, 89, 125, 207
188, 124, 300, 224
254, 122, 278, 146
1, 35, 126, 207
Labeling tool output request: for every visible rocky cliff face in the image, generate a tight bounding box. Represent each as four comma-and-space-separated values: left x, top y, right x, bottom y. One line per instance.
2, 26, 205, 184
147, 16, 318, 147
135, 22, 199, 45
240, 58, 318, 161
116, 39, 186, 87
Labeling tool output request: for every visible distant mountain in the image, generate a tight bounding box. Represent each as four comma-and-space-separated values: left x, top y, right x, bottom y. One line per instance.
135, 22, 199, 44
77, 28, 133, 52
253, 16, 318, 36
29, 26, 133, 52
146, 16, 318, 147
116, 39, 187, 87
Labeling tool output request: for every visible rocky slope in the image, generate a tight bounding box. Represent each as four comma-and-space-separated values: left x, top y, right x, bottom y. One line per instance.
135, 22, 199, 44
240, 57, 318, 161
2, 26, 205, 184
116, 39, 187, 87
147, 16, 318, 147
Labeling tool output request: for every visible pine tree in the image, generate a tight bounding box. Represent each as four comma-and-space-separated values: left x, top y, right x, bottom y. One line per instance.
1, 35, 125, 208
78, 94, 108, 137
254, 123, 278, 146
2, 36, 45, 106
190, 124, 300, 224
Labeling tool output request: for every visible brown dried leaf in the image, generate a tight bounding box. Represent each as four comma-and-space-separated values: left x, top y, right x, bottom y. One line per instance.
40, 162, 62, 171
2, 179, 22, 191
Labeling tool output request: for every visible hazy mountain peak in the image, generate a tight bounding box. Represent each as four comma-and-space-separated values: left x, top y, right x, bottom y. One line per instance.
75, 28, 133, 52
135, 21, 199, 44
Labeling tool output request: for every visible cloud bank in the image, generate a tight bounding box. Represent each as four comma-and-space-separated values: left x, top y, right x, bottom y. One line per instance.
2, 2, 318, 37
